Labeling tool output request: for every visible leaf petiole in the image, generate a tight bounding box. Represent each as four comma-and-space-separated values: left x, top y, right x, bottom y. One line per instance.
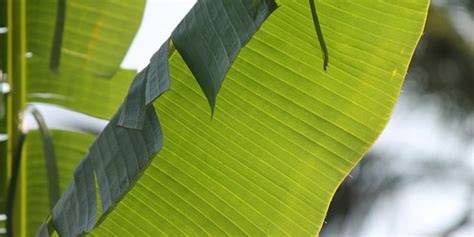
309, 0, 329, 71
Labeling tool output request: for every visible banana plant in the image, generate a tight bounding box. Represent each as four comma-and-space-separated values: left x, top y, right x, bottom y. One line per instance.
1, 0, 430, 236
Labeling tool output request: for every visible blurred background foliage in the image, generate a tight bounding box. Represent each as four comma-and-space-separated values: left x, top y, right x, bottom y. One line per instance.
321, 1, 473, 236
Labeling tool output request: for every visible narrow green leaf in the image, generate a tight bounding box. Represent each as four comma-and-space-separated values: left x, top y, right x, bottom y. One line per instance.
29, 107, 60, 210
52, 156, 96, 236
6, 132, 26, 237
49, 0, 66, 72
308, 0, 329, 70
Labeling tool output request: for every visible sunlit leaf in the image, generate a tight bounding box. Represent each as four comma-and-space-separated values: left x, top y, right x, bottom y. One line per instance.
21, 0, 145, 235
90, 0, 429, 236
18, 0, 429, 236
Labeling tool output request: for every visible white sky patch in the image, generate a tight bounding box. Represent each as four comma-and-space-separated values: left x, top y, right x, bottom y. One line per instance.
23, 103, 108, 135
0, 134, 7, 142
121, 0, 196, 70
373, 93, 473, 167
359, 180, 471, 237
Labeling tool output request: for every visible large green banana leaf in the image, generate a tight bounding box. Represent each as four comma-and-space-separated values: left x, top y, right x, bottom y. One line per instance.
24, 131, 95, 237
91, 2, 429, 235
26, 0, 144, 119
20, 0, 145, 236
18, 0, 429, 236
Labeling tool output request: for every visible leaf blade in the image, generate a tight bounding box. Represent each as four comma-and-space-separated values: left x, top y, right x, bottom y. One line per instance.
90, 1, 429, 235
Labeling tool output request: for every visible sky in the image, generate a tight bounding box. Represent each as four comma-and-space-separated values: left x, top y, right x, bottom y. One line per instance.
121, 0, 196, 70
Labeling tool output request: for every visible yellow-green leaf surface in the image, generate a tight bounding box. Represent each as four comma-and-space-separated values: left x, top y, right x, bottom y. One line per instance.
81, 0, 429, 236
26, 0, 145, 119
21, 0, 144, 236
25, 131, 95, 237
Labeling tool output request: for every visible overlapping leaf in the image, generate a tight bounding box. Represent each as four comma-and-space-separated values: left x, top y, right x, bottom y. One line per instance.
25, 131, 95, 237
22, 0, 145, 236
26, 0, 145, 119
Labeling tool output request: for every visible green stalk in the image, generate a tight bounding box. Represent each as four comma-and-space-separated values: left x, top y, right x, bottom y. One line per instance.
309, 0, 329, 70
6, 0, 27, 235
0, 0, 9, 219
49, 0, 66, 72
